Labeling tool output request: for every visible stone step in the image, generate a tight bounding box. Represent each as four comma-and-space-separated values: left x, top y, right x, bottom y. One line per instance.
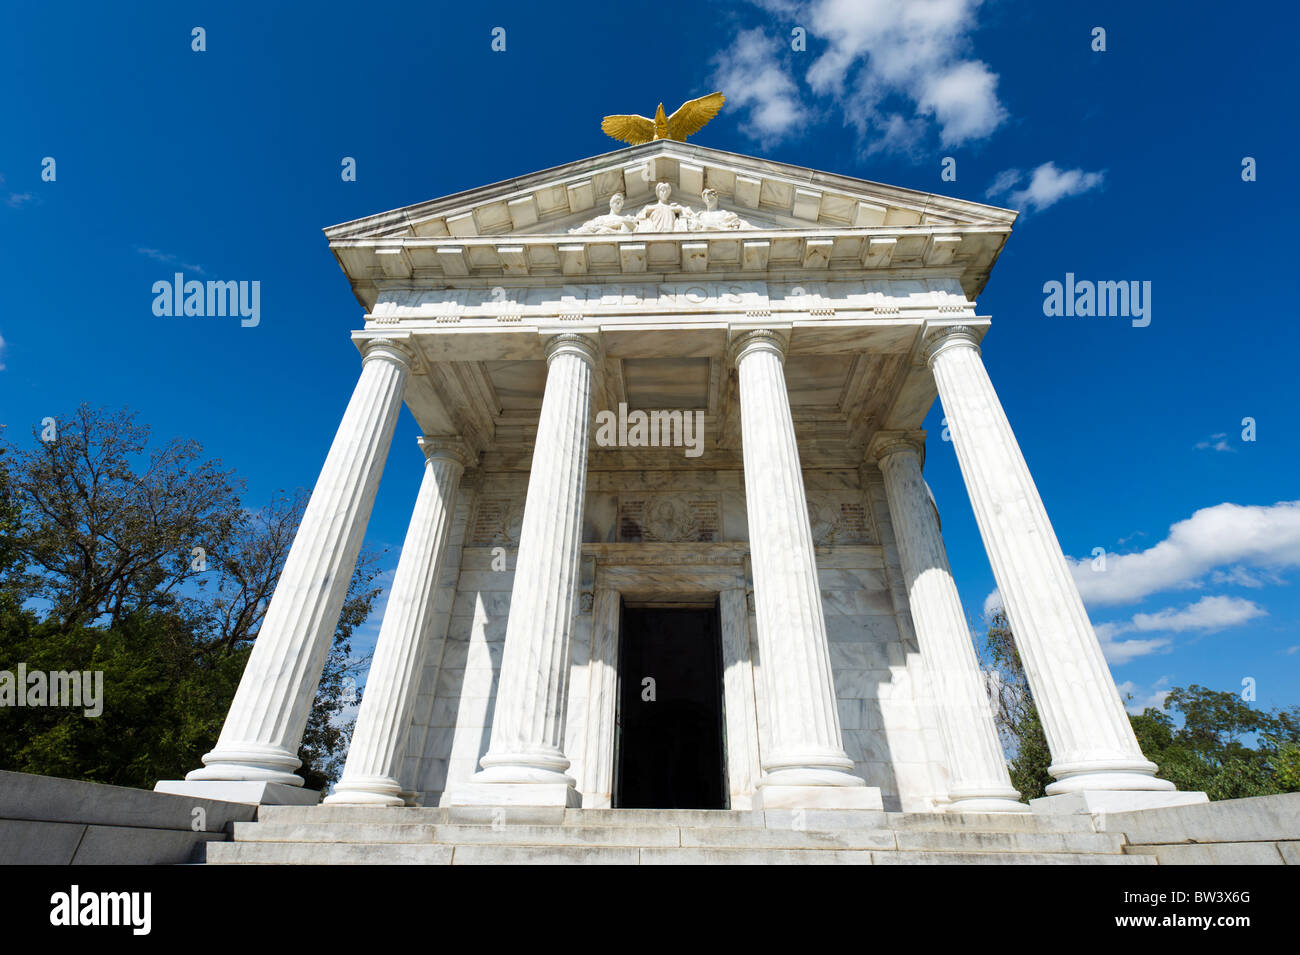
678, 826, 895, 850
889, 811, 1098, 833
258, 805, 453, 825
893, 829, 1125, 854
451, 845, 641, 865
205, 840, 1155, 865
867, 850, 1154, 866
204, 841, 453, 865
451, 846, 1151, 865
226, 820, 1124, 855
433, 824, 682, 847
232, 822, 439, 844
566, 808, 767, 828
254, 804, 1098, 835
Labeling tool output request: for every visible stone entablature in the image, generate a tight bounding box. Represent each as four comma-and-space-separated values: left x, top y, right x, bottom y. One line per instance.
367, 278, 976, 326
332, 226, 1003, 287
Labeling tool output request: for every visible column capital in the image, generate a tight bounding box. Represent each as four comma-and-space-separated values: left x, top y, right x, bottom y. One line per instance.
544, 332, 599, 366
922, 324, 982, 367
418, 435, 474, 469
728, 328, 787, 366
867, 430, 927, 466
360, 336, 417, 368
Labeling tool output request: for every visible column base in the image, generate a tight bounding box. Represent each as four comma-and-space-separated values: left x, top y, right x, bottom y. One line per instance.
753, 761, 878, 809
1031, 790, 1209, 815
440, 782, 582, 808
323, 776, 405, 807
753, 785, 884, 811
945, 790, 1030, 814
1044, 759, 1177, 796
154, 780, 321, 806
185, 742, 304, 786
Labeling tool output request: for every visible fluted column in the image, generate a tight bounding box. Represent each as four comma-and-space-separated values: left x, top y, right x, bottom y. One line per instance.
925, 325, 1174, 797
732, 329, 879, 810
188, 338, 413, 787
443, 333, 598, 808
870, 432, 1026, 812
325, 437, 471, 806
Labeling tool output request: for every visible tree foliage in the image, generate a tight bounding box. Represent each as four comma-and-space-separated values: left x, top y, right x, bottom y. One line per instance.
0, 406, 378, 791
980, 609, 1052, 800
1130, 685, 1300, 800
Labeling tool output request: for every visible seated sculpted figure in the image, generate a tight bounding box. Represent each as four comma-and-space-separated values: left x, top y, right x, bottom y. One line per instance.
568, 192, 635, 234
634, 181, 695, 233
692, 188, 746, 231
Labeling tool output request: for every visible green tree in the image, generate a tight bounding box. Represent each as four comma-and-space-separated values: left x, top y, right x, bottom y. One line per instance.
0, 406, 380, 791
1131, 685, 1300, 799
980, 608, 1052, 801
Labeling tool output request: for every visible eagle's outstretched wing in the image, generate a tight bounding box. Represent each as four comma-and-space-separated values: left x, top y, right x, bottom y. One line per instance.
601, 113, 657, 145
666, 92, 725, 141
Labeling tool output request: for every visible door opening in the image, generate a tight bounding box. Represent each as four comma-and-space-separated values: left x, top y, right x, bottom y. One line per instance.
614, 601, 727, 809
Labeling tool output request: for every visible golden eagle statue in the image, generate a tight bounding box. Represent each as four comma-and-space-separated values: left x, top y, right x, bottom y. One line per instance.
601, 92, 725, 145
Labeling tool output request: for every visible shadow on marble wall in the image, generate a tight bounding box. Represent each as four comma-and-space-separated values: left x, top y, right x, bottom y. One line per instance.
416, 566, 510, 801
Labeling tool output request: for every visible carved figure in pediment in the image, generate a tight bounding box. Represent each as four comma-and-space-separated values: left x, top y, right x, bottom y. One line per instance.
692, 187, 748, 231
568, 192, 636, 234
634, 181, 695, 233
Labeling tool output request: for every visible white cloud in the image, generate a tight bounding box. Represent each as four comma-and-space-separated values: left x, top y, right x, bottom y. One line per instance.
711, 28, 809, 144
722, 0, 1006, 152
1094, 595, 1265, 663
917, 59, 1005, 145
1067, 501, 1300, 606
1123, 595, 1267, 635
0, 332, 6, 371
986, 161, 1105, 212
984, 168, 1022, 200
1097, 630, 1171, 665
136, 246, 207, 275
806, 0, 1005, 147
1209, 566, 1283, 588
982, 502, 1297, 663
1195, 432, 1234, 452
1117, 677, 1172, 715
987, 503, 1300, 611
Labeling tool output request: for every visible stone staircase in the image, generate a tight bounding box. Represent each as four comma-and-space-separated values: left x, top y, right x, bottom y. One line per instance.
201, 805, 1155, 865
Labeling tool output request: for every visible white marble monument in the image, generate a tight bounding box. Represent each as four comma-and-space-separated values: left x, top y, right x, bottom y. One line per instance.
159, 141, 1205, 815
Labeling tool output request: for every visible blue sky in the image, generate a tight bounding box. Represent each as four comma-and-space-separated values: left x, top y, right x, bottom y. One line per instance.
2, 1, 1297, 716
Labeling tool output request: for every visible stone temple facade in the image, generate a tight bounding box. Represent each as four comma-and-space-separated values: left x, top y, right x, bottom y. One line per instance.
159, 141, 1206, 817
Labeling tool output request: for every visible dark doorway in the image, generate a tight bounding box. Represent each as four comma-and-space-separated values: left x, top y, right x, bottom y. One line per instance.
614, 602, 727, 809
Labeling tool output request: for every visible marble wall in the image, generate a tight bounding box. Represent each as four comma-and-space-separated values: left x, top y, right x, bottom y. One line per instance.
403, 463, 951, 812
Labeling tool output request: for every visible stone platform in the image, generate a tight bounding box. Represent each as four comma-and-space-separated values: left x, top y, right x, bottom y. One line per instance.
202, 805, 1152, 865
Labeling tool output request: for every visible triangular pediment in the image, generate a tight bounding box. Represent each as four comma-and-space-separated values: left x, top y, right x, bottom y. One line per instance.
324, 140, 1016, 241
324, 141, 1017, 306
